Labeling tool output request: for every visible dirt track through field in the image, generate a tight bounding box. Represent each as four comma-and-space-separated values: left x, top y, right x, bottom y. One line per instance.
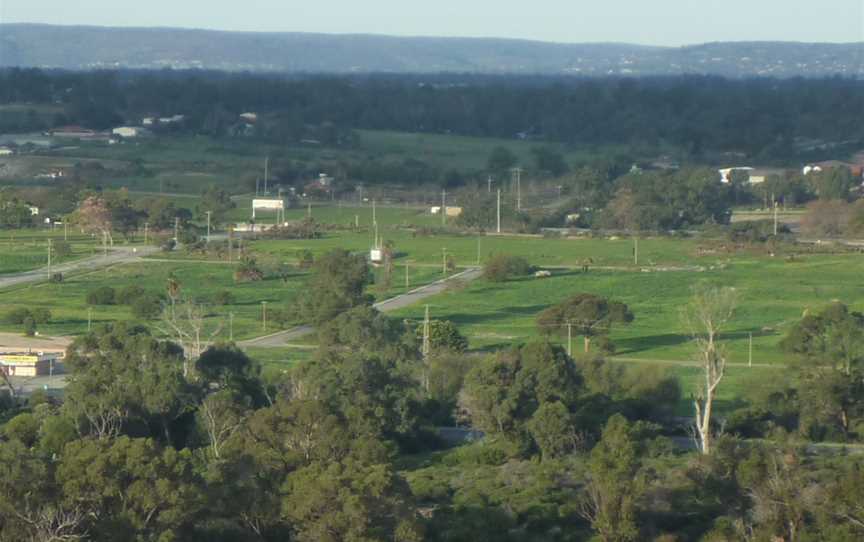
239, 267, 482, 348
0, 245, 159, 290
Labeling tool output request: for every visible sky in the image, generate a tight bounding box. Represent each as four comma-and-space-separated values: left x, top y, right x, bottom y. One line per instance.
1, 0, 862, 46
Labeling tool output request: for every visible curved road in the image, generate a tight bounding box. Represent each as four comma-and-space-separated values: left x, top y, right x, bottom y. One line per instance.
240, 266, 482, 348
0, 245, 159, 290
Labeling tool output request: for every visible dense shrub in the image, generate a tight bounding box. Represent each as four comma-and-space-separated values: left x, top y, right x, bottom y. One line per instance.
49, 272, 63, 283
234, 257, 265, 282
5, 307, 50, 325
212, 290, 235, 306
130, 293, 163, 319
22, 317, 36, 336
482, 254, 532, 282
86, 286, 117, 305
5, 307, 32, 325
115, 285, 146, 305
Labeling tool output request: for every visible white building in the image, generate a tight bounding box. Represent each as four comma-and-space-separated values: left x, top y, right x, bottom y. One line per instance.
718, 167, 753, 183
142, 117, 155, 126
112, 126, 149, 138
240, 112, 258, 122
0, 146, 13, 156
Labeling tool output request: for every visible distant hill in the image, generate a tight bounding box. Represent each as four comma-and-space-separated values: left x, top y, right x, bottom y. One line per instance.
1, 23, 862, 77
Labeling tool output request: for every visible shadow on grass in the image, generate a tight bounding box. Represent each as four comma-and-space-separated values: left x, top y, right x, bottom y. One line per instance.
445, 304, 549, 327
615, 333, 691, 355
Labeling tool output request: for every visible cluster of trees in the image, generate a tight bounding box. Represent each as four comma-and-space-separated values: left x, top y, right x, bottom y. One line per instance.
1, 249, 864, 539
727, 302, 864, 443
2, 69, 863, 161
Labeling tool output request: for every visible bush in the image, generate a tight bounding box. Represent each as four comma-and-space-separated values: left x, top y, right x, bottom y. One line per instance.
52, 240, 72, 259
130, 293, 163, 319
30, 308, 51, 324
5, 307, 32, 325
212, 290, 235, 306
234, 257, 264, 283
5, 308, 50, 325
297, 249, 315, 270
116, 285, 146, 305
86, 286, 117, 305
482, 254, 532, 282
22, 317, 36, 337
49, 272, 63, 283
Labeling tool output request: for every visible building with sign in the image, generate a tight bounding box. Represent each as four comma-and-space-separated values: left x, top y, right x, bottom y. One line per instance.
0, 352, 60, 377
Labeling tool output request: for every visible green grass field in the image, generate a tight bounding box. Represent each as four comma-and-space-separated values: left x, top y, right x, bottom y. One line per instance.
388, 252, 864, 365
250, 230, 702, 268
0, 229, 101, 274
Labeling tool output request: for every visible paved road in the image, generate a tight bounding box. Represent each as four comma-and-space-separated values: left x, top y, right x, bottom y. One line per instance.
240, 267, 482, 348
0, 245, 159, 290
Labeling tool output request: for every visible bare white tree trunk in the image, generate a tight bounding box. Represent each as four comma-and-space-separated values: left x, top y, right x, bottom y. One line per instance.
683, 285, 737, 455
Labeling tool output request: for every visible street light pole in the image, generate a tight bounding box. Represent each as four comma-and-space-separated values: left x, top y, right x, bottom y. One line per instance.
261, 301, 268, 331
206, 211, 212, 243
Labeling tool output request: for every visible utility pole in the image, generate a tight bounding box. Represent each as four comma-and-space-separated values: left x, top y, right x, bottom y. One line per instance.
227, 226, 233, 262
567, 322, 572, 357
476, 237, 481, 265
372, 199, 377, 225
773, 199, 779, 236
496, 189, 501, 234
47, 239, 52, 278
441, 190, 446, 227
102, 231, 108, 257
634, 237, 639, 266
405, 263, 410, 289
206, 211, 212, 244
512, 167, 523, 211
487, 175, 492, 194
748, 332, 753, 368
255, 177, 260, 197
422, 305, 431, 358
264, 156, 269, 194
307, 203, 312, 219
261, 301, 268, 331
229, 312, 234, 342
87, 308, 92, 332
63, 221, 68, 241
355, 215, 359, 229
144, 222, 149, 245
173, 217, 179, 243
442, 248, 447, 275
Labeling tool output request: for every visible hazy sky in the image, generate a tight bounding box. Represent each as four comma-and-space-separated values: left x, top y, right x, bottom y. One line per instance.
1, 0, 862, 46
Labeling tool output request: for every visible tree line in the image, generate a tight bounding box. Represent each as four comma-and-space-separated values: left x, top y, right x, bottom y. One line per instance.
2, 68, 863, 162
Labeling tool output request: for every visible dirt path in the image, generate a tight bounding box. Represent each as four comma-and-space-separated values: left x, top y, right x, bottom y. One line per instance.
0, 245, 159, 290
0, 332, 71, 352
240, 267, 482, 348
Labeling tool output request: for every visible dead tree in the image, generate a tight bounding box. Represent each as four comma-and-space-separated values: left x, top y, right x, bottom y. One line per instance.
682, 284, 737, 455
158, 300, 223, 377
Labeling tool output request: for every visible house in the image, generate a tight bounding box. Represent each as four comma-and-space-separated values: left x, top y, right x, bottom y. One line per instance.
0, 146, 13, 156
430, 206, 463, 217
28, 206, 39, 216
142, 117, 155, 126
718, 167, 753, 183
0, 351, 60, 377
158, 115, 185, 124
747, 168, 787, 184
112, 126, 148, 138
49, 126, 97, 138
239, 112, 258, 122
316, 174, 333, 187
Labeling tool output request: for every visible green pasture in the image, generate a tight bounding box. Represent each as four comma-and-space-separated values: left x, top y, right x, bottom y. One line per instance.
0, 261, 304, 339
0, 251, 446, 338
388, 252, 864, 365
250, 230, 703, 269
0, 230, 100, 274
